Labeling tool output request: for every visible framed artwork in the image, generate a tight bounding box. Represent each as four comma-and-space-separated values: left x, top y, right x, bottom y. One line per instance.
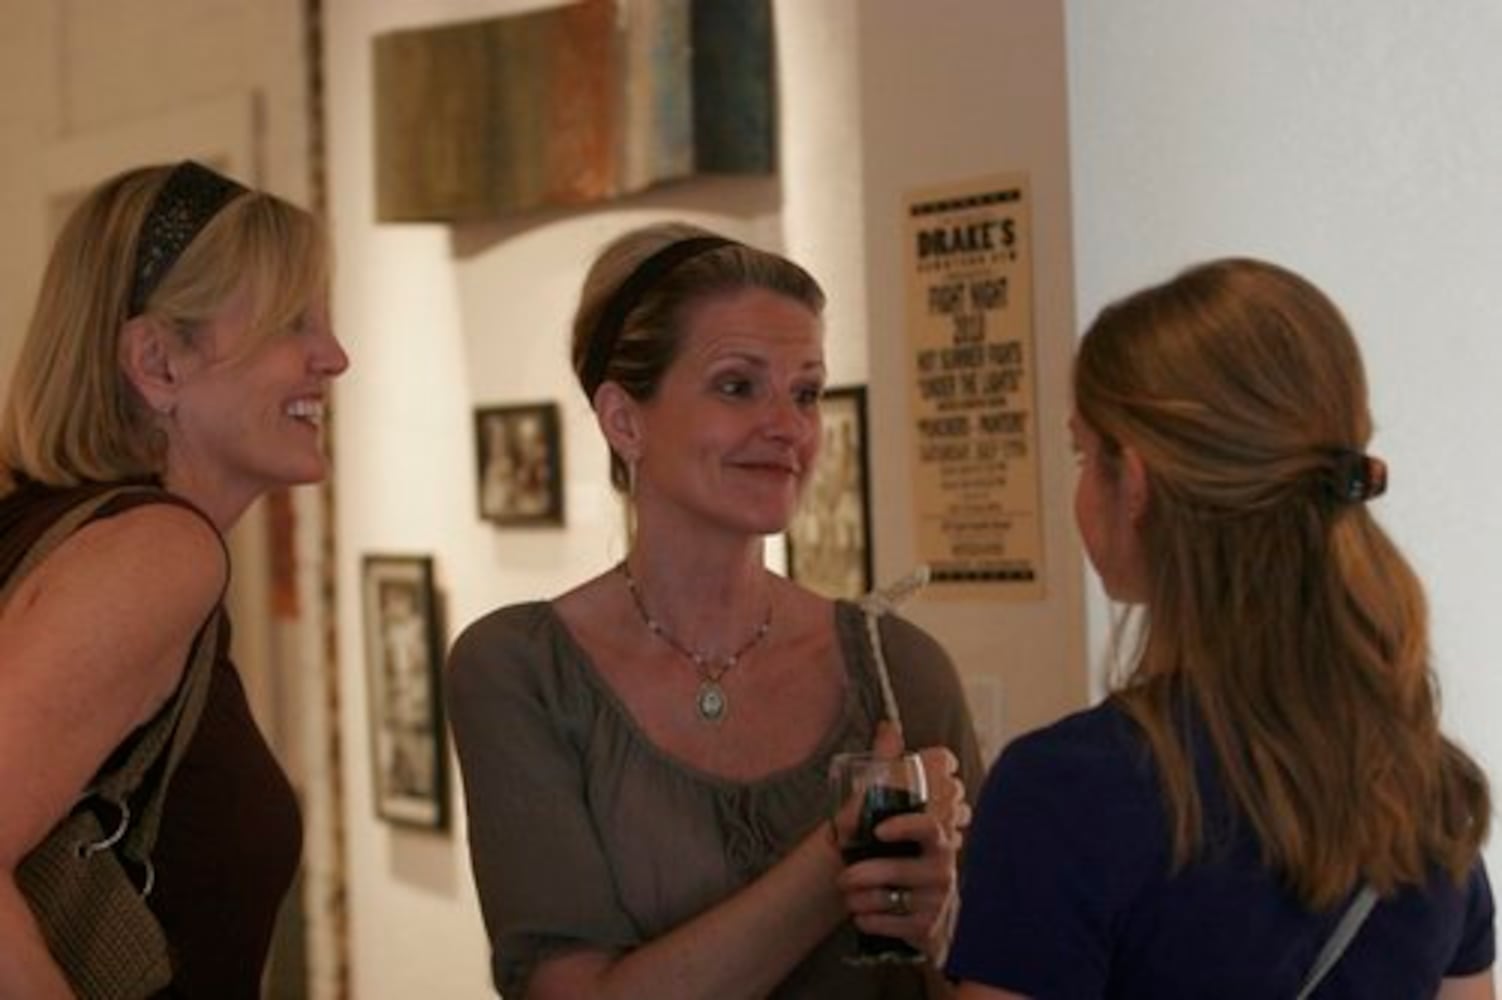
474, 402, 564, 526
372, 0, 773, 221
787, 385, 874, 600
361, 554, 448, 830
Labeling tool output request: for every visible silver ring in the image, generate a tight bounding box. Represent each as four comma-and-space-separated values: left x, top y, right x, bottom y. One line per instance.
885, 886, 912, 917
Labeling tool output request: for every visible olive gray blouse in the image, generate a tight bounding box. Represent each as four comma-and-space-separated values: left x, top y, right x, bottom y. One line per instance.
446, 599, 983, 998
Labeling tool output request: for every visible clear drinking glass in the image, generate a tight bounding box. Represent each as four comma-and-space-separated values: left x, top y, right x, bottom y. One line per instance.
828, 750, 929, 965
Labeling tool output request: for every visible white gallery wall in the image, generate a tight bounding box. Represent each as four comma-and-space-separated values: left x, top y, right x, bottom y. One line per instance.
1065, 0, 1502, 875
854, 0, 1085, 754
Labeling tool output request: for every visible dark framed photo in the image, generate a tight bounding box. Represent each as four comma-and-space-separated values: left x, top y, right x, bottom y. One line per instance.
361, 554, 448, 830
787, 385, 874, 600
474, 402, 564, 525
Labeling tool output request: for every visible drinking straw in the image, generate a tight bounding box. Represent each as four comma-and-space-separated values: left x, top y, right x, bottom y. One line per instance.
856, 565, 932, 729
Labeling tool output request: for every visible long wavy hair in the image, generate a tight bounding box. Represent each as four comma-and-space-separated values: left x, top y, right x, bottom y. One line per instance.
1076, 257, 1488, 909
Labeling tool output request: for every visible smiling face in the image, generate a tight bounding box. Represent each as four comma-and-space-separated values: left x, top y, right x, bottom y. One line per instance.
629, 287, 826, 539
163, 288, 348, 524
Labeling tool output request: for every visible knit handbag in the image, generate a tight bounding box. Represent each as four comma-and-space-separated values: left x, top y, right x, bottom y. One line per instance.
4, 486, 220, 999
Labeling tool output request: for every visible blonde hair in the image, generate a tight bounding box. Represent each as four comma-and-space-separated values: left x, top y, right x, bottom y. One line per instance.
0, 164, 327, 489
570, 222, 825, 491
1076, 258, 1488, 909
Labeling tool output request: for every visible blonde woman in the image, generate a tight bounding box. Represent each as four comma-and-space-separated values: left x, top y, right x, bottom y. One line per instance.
949, 259, 1492, 999
0, 162, 347, 996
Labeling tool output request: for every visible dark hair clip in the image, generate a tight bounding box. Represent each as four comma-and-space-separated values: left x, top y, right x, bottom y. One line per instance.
1331, 450, 1388, 503
128, 161, 249, 317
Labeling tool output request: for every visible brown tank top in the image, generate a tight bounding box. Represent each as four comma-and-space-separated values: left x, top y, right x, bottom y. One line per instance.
0, 479, 302, 997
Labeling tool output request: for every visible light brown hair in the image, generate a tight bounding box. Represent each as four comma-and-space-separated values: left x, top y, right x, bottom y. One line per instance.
1075, 257, 1488, 908
570, 222, 825, 491
0, 164, 327, 489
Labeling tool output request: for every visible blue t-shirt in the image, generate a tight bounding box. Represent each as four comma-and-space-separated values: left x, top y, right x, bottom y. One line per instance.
946, 701, 1494, 999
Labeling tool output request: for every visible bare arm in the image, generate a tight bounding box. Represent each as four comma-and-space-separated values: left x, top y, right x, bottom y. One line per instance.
0, 505, 224, 996
0, 880, 72, 999
1439, 971, 1496, 1000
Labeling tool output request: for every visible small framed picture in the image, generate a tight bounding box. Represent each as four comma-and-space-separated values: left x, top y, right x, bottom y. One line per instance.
361, 554, 448, 830
787, 385, 874, 600
474, 402, 564, 526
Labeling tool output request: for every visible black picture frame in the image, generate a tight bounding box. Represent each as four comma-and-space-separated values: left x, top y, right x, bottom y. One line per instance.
474, 402, 564, 526
787, 385, 874, 599
361, 554, 449, 830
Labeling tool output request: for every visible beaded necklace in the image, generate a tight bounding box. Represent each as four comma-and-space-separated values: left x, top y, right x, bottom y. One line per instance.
619, 561, 772, 724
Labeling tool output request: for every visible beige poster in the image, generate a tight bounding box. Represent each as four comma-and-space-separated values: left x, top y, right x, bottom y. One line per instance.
903, 173, 1044, 600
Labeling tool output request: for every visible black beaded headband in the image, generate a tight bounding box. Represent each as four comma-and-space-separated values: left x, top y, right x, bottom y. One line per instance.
127, 161, 249, 317
1331, 450, 1388, 503
579, 235, 738, 402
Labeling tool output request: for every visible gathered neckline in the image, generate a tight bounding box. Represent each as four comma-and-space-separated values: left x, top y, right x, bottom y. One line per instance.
537, 599, 876, 793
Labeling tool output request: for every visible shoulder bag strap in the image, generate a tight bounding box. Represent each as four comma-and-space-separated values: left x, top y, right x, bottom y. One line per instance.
0, 485, 156, 606
106, 607, 221, 866
1294, 884, 1379, 999
1, 484, 223, 872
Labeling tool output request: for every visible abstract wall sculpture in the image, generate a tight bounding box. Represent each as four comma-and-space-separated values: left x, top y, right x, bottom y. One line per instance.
374, 0, 774, 222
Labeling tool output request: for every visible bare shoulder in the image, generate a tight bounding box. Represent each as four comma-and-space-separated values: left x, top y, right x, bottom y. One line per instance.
0, 498, 226, 705
0, 499, 228, 863
32, 499, 225, 597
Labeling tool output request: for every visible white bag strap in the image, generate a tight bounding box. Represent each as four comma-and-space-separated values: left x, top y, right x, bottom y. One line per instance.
1294, 884, 1378, 999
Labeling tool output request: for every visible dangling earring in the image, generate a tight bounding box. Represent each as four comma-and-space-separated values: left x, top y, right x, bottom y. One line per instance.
621, 456, 640, 551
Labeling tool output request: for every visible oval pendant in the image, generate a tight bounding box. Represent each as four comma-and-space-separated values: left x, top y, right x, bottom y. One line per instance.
696, 679, 728, 723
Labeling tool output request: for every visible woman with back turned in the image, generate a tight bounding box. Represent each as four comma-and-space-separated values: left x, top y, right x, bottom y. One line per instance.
447, 222, 982, 998
948, 258, 1492, 999
0, 161, 347, 996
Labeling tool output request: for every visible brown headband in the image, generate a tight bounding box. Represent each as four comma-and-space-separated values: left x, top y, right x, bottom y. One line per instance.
579, 236, 737, 402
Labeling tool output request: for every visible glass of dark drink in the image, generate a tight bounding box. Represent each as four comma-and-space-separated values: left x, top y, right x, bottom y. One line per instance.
828, 750, 929, 965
